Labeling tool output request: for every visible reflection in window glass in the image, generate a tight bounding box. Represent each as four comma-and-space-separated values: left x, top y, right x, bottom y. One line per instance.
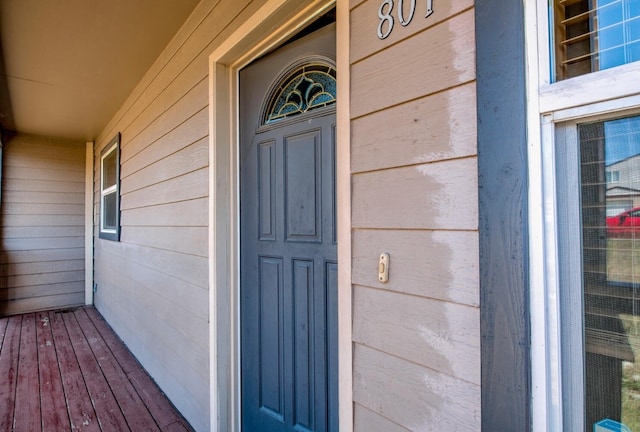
103, 192, 117, 230
579, 114, 640, 430
607, 170, 621, 183
102, 150, 117, 190
552, 0, 640, 80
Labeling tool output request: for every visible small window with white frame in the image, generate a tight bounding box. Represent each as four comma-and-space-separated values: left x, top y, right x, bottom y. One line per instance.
100, 133, 121, 241
527, 0, 640, 430
606, 169, 620, 183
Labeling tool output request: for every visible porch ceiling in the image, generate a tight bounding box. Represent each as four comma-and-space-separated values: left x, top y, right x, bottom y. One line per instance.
0, 0, 200, 142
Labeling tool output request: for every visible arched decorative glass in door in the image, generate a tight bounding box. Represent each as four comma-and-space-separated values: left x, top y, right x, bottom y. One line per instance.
263, 61, 336, 125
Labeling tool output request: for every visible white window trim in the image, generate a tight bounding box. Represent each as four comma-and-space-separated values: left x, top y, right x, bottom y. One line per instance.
99, 134, 120, 241
100, 143, 117, 234
526, 1, 640, 431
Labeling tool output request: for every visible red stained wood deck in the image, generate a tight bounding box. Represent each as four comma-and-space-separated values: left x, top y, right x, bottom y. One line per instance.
0, 306, 193, 432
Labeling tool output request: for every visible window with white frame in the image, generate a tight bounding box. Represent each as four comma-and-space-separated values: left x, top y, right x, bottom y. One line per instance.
606, 169, 620, 184
528, 1, 640, 431
100, 133, 121, 241
552, 0, 640, 81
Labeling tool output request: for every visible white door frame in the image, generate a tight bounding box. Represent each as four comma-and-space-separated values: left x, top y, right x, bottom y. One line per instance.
207, 1, 352, 430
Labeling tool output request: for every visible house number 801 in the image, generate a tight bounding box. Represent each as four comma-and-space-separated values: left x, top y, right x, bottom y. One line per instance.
377, 0, 434, 40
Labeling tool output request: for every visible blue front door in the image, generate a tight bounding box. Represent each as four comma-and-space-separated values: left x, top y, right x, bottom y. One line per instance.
239, 23, 338, 432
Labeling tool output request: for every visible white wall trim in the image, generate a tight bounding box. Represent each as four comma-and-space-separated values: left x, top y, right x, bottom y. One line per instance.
552, 94, 640, 123
335, 0, 353, 430
85, 141, 94, 305
524, 0, 546, 427
539, 63, 640, 115
207, 1, 351, 430
526, 0, 566, 428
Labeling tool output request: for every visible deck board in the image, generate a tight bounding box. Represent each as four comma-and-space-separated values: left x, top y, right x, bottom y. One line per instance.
36, 311, 70, 431
0, 316, 22, 431
63, 311, 133, 431
83, 307, 192, 431
0, 316, 8, 346
49, 310, 101, 431
0, 306, 193, 432
74, 308, 160, 432
14, 314, 41, 431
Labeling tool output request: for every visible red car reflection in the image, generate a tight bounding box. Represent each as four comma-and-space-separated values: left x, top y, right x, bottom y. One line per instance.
607, 207, 640, 237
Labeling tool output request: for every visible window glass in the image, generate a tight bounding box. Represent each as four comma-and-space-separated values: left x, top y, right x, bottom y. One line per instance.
102, 149, 117, 190
103, 191, 117, 230
263, 62, 336, 125
552, 0, 640, 80
607, 170, 621, 182
578, 114, 640, 430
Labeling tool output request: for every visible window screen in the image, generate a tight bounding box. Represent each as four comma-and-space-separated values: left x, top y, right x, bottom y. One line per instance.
578, 115, 640, 430
552, 0, 640, 81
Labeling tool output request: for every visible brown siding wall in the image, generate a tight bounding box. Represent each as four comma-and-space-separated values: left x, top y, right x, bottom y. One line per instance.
91, 1, 266, 430
0, 134, 85, 316
349, 1, 480, 430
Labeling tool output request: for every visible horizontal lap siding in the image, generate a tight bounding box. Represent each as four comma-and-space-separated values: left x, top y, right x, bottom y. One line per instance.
0, 134, 85, 316
91, 1, 264, 430
349, 2, 479, 431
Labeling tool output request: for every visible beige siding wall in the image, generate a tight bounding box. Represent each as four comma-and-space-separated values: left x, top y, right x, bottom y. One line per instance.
0, 134, 85, 316
349, 1, 480, 431
91, 0, 480, 429
91, 1, 266, 430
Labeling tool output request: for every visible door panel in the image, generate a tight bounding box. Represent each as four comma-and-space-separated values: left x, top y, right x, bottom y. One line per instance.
258, 256, 285, 421
259, 140, 277, 241
240, 23, 337, 432
285, 131, 321, 241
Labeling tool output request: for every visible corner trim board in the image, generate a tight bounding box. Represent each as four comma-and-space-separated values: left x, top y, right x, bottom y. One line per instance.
476, 0, 531, 430
85, 141, 94, 305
